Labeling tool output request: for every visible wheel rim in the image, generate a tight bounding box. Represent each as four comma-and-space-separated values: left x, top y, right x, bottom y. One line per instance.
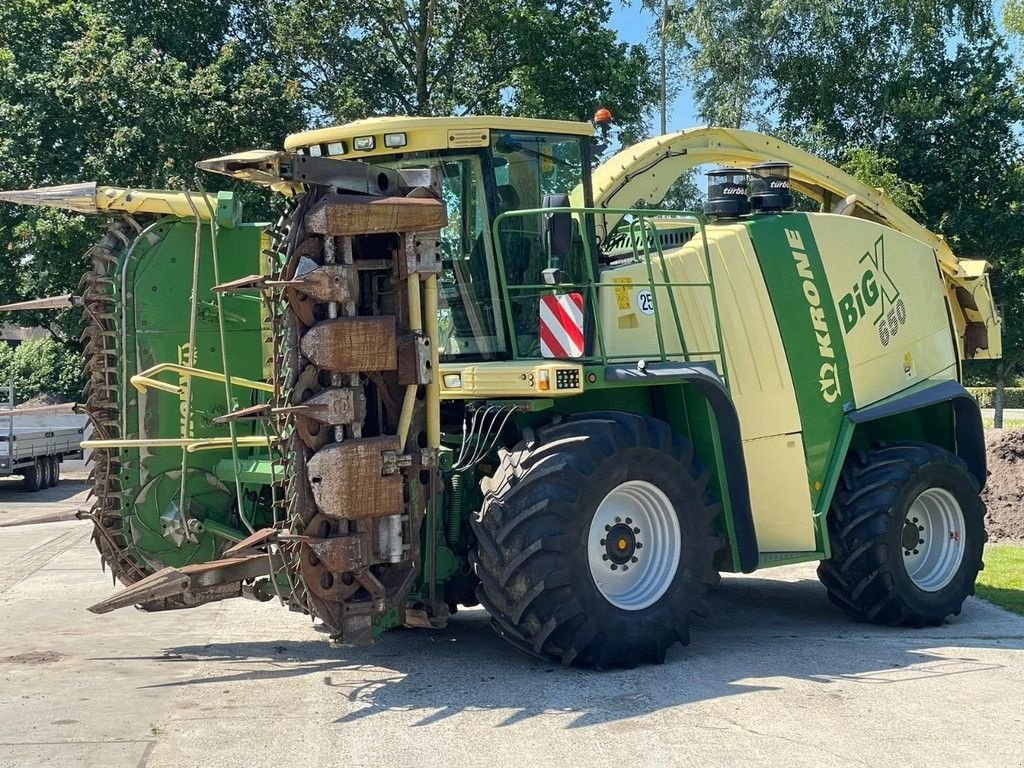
588, 480, 681, 611
901, 487, 966, 592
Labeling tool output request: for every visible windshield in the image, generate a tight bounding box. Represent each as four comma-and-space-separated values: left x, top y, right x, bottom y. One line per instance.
491, 132, 589, 356
380, 152, 506, 360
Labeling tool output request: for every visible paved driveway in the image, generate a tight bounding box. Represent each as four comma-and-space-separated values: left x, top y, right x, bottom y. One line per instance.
1, 520, 1022, 768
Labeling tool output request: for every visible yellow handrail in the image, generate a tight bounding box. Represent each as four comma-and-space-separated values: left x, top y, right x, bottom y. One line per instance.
82, 436, 273, 453
130, 363, 274, 396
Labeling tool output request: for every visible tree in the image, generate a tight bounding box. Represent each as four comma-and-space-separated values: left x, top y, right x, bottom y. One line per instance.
662, 0, 992, 131
269, 0, 657, 132
0, 0, 303, 346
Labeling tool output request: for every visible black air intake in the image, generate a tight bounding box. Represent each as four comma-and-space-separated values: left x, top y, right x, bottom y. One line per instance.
749, 162, 794, 212
703, 168, 751, 219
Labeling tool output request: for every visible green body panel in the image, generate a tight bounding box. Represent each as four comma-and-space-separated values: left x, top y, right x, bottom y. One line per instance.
746, 215, 854, 509
116, 218, 273, 569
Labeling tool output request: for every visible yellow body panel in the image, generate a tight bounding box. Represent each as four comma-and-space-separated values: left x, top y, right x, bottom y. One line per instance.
742, 434, 817, 551
598, 225, 801, 440
808, 216, 959, 407
439, 362, 584, 399
0, 182, 221, 220
598, 224, 814, 551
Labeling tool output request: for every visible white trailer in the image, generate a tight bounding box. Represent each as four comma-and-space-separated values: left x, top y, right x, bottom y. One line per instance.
0, 378, 85, 491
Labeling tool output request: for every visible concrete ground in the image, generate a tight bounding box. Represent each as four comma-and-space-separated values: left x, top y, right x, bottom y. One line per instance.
0, 459, 89, 528
1, 520, 1023, 768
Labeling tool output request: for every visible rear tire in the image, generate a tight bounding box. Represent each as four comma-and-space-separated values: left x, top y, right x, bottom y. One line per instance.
471, 412, 720, 668
44, 457, 57, 488
51, 457, 60, 486
817, 443, 986, 627
22, 458, 44, 492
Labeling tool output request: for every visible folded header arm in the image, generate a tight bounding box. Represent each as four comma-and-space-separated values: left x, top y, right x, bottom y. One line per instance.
579, 127, 1001, 360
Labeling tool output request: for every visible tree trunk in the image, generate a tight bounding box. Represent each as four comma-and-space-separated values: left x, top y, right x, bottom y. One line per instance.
415, 0, 432, 114
994, 360, 1005, 430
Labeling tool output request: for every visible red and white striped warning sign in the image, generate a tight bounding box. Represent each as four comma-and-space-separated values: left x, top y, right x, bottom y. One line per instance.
539, 292, 584, 358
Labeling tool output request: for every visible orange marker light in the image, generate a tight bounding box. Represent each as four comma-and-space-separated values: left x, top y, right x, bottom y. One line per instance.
594, 108, 613, 125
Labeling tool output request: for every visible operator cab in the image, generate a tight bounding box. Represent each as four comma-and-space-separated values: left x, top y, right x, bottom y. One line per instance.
284, 116, 598, 362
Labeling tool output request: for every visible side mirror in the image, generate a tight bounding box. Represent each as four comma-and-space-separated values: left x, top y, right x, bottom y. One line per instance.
542, 194, 573, 267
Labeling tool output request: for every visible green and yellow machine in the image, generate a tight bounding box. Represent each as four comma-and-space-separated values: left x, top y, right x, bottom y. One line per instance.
0, 117, 1001, 667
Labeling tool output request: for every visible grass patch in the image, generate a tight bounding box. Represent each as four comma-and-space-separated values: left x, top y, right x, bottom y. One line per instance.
976, 545, 1024, 615
981, 418, 1024, 429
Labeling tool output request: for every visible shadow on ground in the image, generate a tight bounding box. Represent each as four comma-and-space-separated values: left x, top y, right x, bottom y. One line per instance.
97, 575, 1024, 728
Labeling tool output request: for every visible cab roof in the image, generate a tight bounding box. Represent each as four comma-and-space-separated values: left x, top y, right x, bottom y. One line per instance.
285, 115, 595, 159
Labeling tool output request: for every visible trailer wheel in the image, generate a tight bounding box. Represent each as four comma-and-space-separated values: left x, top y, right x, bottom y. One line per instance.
51, 457, 61, 486
817, 442, 986, 627
22, 458, 44, 492
45, 457, 58, 487
471, 413, 720, 668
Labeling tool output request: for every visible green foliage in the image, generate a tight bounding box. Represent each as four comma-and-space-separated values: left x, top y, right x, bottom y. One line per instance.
0, 0, 306, 339
269, 1, 657, 133
0, 337, 83, 402
977, 545, 1024, 615
1005, 0, 1024, 36
965, 387, 1024, 409
840, 148, 924, 216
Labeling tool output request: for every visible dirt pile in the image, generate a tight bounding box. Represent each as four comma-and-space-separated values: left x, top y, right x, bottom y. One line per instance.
982, 428, 1024, 542
16, 392, 65, 408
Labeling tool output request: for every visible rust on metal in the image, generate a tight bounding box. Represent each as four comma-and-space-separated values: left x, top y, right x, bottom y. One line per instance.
306, 437, 404, 519
223, 527, 279, 557
267, 264, 351, 303
397, 333, 433, 385
299, 316, 398, 373
305, 194, 447, 236
275, 387, 363, 426
397, 232, 443, 278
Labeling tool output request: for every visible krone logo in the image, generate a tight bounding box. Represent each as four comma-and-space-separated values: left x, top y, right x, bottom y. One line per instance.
786, 227, 841, 405
819, 362, 841, 404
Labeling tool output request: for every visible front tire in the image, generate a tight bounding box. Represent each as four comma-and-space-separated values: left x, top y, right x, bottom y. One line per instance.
471, 413, 720, 668
817, 443, 986, 627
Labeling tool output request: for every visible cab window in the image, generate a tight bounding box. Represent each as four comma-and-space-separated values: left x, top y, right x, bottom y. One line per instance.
491, 132, 588, 356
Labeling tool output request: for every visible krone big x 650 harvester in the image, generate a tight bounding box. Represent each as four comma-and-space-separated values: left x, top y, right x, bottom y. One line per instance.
0, 117, 1001, 668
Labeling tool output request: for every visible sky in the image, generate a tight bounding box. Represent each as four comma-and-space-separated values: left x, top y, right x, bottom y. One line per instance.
608, 2, 702, 133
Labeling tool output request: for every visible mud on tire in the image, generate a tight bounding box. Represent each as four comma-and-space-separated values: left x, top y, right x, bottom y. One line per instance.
817, 442, 986, 627
470, 412, 720, 669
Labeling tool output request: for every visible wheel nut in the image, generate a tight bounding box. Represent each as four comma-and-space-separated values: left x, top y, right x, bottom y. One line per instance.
633, 527, 640, 534
605, 524, 611, 531
636, 542, 643, 549
602, 554, 609, 561
913, 549, 919, 555
615, 516, 621, 523
600, 539, 606, 546
625, 517, 632, 525
622, 565, 629, 571
918, 525, 925, 532
631, 556, 638, 563
912, 517, 918, 523
611, 564, 618, 570
919, 538, 924, 544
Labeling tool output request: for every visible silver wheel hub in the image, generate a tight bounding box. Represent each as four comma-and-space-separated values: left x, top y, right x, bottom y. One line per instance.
901, 487, 965, 592
588, 480, 681, 611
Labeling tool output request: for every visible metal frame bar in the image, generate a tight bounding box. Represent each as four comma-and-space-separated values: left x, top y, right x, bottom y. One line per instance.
491, 206, 728, 382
